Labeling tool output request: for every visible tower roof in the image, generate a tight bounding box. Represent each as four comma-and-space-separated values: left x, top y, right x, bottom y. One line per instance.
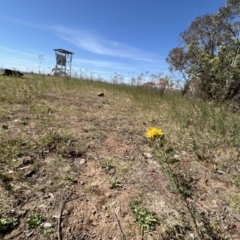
53, 49, 74, 54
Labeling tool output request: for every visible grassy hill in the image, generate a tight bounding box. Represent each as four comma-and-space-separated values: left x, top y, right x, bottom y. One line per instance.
0, 74, 240, 239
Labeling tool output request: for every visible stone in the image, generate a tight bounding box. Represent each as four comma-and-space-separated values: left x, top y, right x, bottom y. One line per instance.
102, 205, 107, 210
143, 152, 153, 158
108, 168, 116, 175
25, 230, 34, 237
22, 156, 33, 165
43, 222, 53, 229
79, 159, 86, 165
105, 192, 111, 198
97, 92, 104, 97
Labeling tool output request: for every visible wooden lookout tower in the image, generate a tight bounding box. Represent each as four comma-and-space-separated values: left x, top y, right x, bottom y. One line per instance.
52, 49, 74, 76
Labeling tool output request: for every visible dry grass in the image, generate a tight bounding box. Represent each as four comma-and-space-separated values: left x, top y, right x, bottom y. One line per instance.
0, 74, 240, 239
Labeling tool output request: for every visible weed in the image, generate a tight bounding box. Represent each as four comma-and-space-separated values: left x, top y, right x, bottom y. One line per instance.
100, 160, 114, 173
145, 127, 164, 141
0, 215, 18, 233
129, 200, 157, 233
27, 213, 43, 229
156, 143, 193, 198
110, 177, 122, 189
162, 224, 190, 240
43, 228, 53, 238
158, 152, 179, 165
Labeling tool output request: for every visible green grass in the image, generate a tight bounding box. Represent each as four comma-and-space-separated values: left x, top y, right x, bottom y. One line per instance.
27, 213, 43, 229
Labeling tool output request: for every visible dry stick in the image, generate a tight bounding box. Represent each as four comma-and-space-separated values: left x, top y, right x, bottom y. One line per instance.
57, 191, 78, 240
114, 212, 126, 240
57, 200, 65, 240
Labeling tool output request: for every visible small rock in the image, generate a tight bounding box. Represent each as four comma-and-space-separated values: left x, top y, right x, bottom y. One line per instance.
143, 152, 153, 158
105, 193, 111, 198
216, 169, 226, 175
92, 210, 97, 215
188, 233, 195, 239
25, 230, 34, 237
108, 168, 116, 175
105, 213, 110, 218
102, 205, 107, 210
23, 156, 33, 165
13, 119, 20, 123
97, 92, 104, 97
43, 222, 53, 229
80, 181, 85, 185
79, 158, 86, 165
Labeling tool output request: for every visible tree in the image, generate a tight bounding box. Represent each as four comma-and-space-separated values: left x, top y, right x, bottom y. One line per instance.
166, 47, 189, 81
166, 0, 240, 102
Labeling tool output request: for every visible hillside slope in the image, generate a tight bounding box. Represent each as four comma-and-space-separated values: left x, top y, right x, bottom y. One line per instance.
0, 75, 240, 239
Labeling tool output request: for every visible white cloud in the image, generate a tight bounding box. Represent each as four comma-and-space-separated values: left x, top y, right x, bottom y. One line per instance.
74, 58, 135, 71
1, 16, 159, 62
0, 45, 38, 58
1, 15, 51, 31
1, 16, 170, 78
53, 25, 156, 61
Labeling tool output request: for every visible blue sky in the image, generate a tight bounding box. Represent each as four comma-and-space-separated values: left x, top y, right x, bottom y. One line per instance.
0, 0, 225, 82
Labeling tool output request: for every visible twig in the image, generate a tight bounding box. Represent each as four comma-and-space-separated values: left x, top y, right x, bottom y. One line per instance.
19, 195, 40, 209
57, 190, 77, 240
79, 233, 95, 239
114, 212, 126, 240
57, 201, 64, 240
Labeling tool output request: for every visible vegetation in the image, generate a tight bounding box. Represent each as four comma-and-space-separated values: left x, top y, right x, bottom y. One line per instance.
1, 2, 240, 238
27, 213, 43, 229
110, 177, 122, 189
0, 215, 18, 233
130, 197, 158, 233
100, 159, 115, 174
0, 67, 240, 239
167, 0, 240, 107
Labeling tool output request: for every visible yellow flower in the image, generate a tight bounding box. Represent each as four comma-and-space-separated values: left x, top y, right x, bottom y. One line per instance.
146, 127, 164, 141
